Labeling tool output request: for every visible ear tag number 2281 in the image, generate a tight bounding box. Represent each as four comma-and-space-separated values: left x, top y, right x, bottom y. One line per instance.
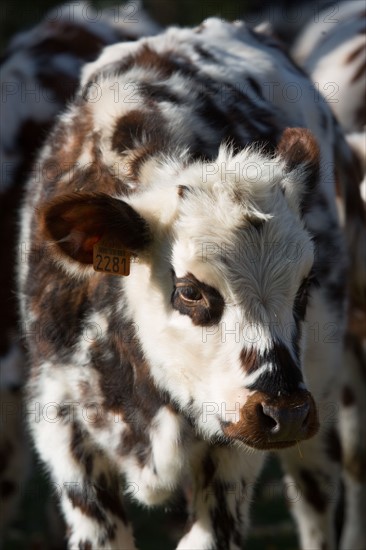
93, 236, 131, 276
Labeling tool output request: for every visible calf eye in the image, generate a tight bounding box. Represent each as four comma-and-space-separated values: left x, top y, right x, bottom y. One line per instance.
171, 272, 225, 326
176, 285, 204, 304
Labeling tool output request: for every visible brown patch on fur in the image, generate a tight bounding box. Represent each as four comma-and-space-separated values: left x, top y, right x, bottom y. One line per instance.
26, 270, 90, 359
118, 428, 138, 456
112, 110, 150, 153
299, 469, 327, 513
91, 321, 166, 467
277, 127, 319, 183
132, 45, 177, 78
277, 127, 320, 215
70, 423, 94, 477
277, 127, 320, 169
111, 109, 167, 179
67, 485, 106, 523
240, 348, 259, 373
95, 472, 128, 524
222, 391, 319, 450
128, 143, 159, 181
104, 44, 180, 84
37, 105, 97, 200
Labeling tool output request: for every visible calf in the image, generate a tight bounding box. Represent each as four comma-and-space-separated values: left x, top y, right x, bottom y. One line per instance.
18, 18, 365, 549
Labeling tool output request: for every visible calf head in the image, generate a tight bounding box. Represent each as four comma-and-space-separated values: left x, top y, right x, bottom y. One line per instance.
41, 128, 320, 450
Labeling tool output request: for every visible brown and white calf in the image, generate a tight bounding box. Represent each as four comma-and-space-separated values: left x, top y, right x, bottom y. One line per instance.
292, 3, 366, 548
17, 17, 365, 550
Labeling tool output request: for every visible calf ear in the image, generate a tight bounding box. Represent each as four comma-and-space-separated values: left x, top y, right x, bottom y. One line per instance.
276, 127, 320, 216
40, 193, 151, 264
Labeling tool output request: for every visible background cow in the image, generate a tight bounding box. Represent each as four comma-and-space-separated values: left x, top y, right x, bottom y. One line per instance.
17, 16, 365, 549
292, 3, 366, 548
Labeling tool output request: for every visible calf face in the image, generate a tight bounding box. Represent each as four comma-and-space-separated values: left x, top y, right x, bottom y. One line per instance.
41, 127, 320, 450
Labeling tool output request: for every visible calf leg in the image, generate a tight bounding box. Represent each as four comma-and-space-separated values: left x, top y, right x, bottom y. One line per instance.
279, 428, 341, 550
120, 405, 188, 507
28, 385, 136, 550
176, 445, 265, 550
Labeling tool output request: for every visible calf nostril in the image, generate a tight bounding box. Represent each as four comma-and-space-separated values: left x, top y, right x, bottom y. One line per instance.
223, 392, 319, 448
257, 403, 278, 431
259, 400, 312, 441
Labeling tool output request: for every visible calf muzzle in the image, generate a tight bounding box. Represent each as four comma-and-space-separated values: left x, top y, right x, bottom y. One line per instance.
222, 390, 319, 450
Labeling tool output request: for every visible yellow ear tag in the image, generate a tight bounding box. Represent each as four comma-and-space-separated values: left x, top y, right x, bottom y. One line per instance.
93, 235, 131, 276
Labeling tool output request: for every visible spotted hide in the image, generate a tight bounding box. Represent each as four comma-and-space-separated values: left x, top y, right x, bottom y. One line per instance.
292, 0, 365, 134
17, 17, 366, 550
293, 3, 366, 548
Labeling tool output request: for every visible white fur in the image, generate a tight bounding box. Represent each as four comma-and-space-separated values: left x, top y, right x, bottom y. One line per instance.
122, 147, 315, 439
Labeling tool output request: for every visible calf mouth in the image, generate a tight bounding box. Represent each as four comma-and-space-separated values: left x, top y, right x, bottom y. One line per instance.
221, 390, 320, 451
